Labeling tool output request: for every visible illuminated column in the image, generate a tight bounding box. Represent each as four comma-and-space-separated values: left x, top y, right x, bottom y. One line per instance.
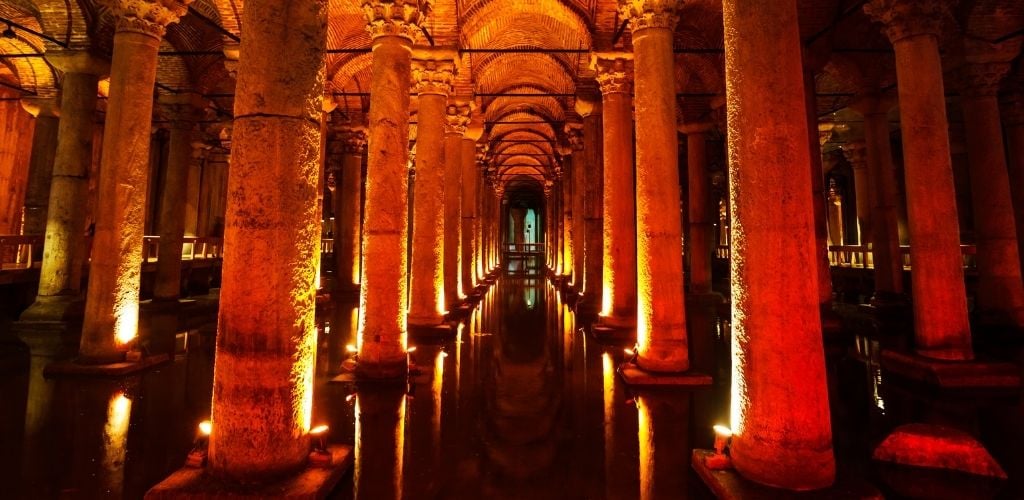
843, 142, 871, 245
851, 95, 904, 302
723, 0, 835, 489
578, 98, 604, 307
474, 150, 486, 282
621, 0, 689, 372
353, 388, 406, 500
866, 0, 972, 360
80, 0, 191, 363
593, 54, 637, 327
559, 147, 574, 280
358, 0, 429, 378
19, 98, 60, 237
961, 62, 1024, 327
444, 102, 469, 302
330, 125, 366, 292
566, 121, 585, 289
1005, 95, 1024, 276
408, 52, 454, 326
460, 127, 481, 291
681, 122, 714, 294
153, 93, 203, 302
207, 0, 326, 480
23, 53, 106, 309
544, 181, 554, 270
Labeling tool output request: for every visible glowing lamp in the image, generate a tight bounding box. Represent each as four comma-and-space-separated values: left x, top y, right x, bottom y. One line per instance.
308, 424, 332, 467
345, 393, 356, 403
198, 420, 212, 436
440, 351, 448, 358
706, 424, 734, 470
406, 346, 418, 353
345, 344, 358, 353
186, 420, 212, 467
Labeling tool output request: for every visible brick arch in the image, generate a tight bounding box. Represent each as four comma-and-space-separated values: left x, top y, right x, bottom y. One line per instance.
30, 0, 91, 48
0, 2, 57, 95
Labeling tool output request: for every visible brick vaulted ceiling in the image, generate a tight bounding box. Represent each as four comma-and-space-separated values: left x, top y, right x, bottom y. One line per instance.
0, 0, 1022, 188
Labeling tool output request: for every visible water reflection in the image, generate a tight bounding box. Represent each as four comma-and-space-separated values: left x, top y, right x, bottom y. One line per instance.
354, 388, 406, 500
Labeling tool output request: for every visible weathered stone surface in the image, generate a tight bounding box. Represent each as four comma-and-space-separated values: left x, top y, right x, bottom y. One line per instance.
873, 423, 1007, 478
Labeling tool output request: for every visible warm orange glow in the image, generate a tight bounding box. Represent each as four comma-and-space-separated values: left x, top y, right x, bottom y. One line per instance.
624, 347, 635, 357
637, 396, 652, 500
713, 424, 733, 438
114, 302, 139, 345
406, 346, 418, 353
310, 424, 329, 435
292, 321, 318, 433
350, 307, 360, 352
600, 278, 613, 317
103, 391, 132, 494
346, 344, 358, 353
198, 420, 212, 436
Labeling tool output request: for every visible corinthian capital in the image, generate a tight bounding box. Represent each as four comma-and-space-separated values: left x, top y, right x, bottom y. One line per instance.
445, 101, 472, 136
101, 0, 193, 38
362, 0, 432, 41
411, 49, 456, 96
842, 141, 868, 169
591, 53, 633, 95
864, 0, 955, 43
564, 122, 584, 151
957, 62, 1011, 99
618, 0, 681, 33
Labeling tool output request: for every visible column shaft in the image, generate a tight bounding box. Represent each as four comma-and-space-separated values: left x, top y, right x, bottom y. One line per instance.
21, 102, 60, 236
852, 165, 870, 244
571, 137, 585, 289
805, 70, 833, 305
153, 111, 198, 301
561, 160, 573, 279
1006, 105, 1024, 276
443, 126, 463, 302
863, 110, 904, 298
723, 0, 835, 489
599, 84, 637, 325
460, 138, 477, 291
335, 140, 364, 292
686, 130, 712, 294
582, 111, 603, 305
208, 0, 326, 480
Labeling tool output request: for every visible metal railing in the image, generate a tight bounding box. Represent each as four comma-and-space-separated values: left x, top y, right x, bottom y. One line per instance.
714, 243, 977, 271
1, 234, 224, 273
504, 242, 544, 253
141, 236, 224, 263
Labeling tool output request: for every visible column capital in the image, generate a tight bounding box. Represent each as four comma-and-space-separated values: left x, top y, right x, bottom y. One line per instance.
618, 0, 681, 33
362, 0, 432, 41
157, 92, 206, 129
842, 141, 868, 169
818, 122, 837, 147
1002, 93, 1024, 127
591, 53, 634, 95
411, 49, 456, 96
46, 51, 111, 77
543, 179, 554, 195
100, 0, 193, 38
564, 121, 584, 151
333, 126, 368, 155
957, 62, 1011, 99
575, 97, 601, 118
864, 0, 954, 43
444, 101, 471, 136
20, 96, 60, 118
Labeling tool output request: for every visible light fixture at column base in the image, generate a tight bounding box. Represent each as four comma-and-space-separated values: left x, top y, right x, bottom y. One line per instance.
145, 445, 353, 499
692, 449, 881, 500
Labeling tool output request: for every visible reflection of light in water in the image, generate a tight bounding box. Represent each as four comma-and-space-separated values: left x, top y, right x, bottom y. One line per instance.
872, 365, 886, 413
637, 396, 653, 500
351, 307, 360, 351
432, 352, 444, 461
354, 396, 407, 500
103, 392, 132, 496
115, 302, 139, 345
602, 353, 615, 465
523, 285, 537, 309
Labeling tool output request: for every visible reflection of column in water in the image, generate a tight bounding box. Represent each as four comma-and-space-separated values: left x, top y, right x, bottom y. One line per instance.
102, 391, 132, 497
637, 393, 690, 500
602, 352, 639, 498
354, 388, 406, 500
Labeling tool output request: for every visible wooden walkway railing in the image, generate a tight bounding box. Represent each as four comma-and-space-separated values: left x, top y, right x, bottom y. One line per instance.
1, 235, 224, 273
714, 244, 978, 270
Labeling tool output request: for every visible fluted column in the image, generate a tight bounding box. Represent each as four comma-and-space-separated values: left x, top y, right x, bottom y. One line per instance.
444, 102, 469, 303
207, 0, 326, 480
23, 53, 107, 309
566, 122, 585, 289
851, 95, 904, 302
681, 122, 713, 294
593, 54, 637, 327
578, 98, 604, 307
408, 52, 454, 326
843, 142, 871, 246
330, 126, 367, 292
866, 0, 972, 360
19, 98, 60, 237
153, 93, 203, 301
723, 0, 835, 489
621, 0, 689, 372
959, 62, 1024, 327
80, 0, 192, 363
1005, 95, 1024, 277
358, 0, 430, 378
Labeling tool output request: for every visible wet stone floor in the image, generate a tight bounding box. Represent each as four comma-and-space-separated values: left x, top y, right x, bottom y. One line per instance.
1, 277, 1023, 499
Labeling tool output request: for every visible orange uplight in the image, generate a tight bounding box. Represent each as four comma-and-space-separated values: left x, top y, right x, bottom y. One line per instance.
346, 344, 358, 353
198, 420, 212, 436
624, 347, 635, 357
114, 302, 139, 345
310, 424, 329, 435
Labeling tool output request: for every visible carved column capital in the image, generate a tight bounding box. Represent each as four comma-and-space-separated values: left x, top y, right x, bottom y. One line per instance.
157, 92, 205, 130
864, 0, 955, 43
842, 141, 868, 169
957, 62, 1011, 99
444, 101, 472, 136
592, 53, 633, 95
46, 51, 111, 78
361, 0, 432, 41
20, 97, 60, 118
411, 51, 456, 96
564, 122, 584, 151
334, 126, 369, 155
101, 0, 193, 38
618, 0, 681, 33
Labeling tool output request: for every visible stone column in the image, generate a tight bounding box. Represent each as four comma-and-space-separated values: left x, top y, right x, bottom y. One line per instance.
474, 150, 486, 282
723, 0, 835, 490
460, 129, 481, 291
851, 95, 904, 302
1005, 95, 1024, 276
593, 54, 637, 327
843, 142, 871, 246
80, 0, 191, 363
444, 102, 469, 303
153, 93, 203, 302
331, 126, 366, 292
559, 148, 574, 280
207, 0, 326, 481
960, 62, 1024, 327
543, 181, 554, 270
866, 0, 973, 360
22, 53, 107, 312
808, 78, 834, 307
578, 98, 604, 307
566, 122, 586, 290
408, 52, 454, 326
358, 0, 430, 378
19, 98, 60, 237
681, 123, 713, 294
621, 0, 689, 372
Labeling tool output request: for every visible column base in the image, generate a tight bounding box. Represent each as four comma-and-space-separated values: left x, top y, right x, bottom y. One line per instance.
591, 322, 635, 340
18, 295, 86, 323
618, 361, 712, 387
692, 450, 881, 500
145, 445, 353, 500
44, 353, 171, 377
873, 423, 1006, 478
880, 349, 1020, 389
140, 299, 184, 356
445, 303, 474, 320
408, 323, 455, 341
13, 315, 81, 361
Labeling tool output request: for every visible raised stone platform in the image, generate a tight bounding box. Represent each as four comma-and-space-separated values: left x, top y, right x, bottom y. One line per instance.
44, 353, 171, 377
692, 450, 882, 500
408, 323, 455, 341
880, 350, 1021, 389
145, 445, 352, 499
618, 361, 712, 387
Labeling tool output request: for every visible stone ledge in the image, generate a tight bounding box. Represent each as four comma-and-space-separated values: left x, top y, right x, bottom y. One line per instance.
880, 350, 1021, 389
145, 445, 352, 499
692, 450, 882, 500
408, 323, 455, 341
619, 362, 712, 387
590, 324, 635, 341
44, 353, 171, 377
